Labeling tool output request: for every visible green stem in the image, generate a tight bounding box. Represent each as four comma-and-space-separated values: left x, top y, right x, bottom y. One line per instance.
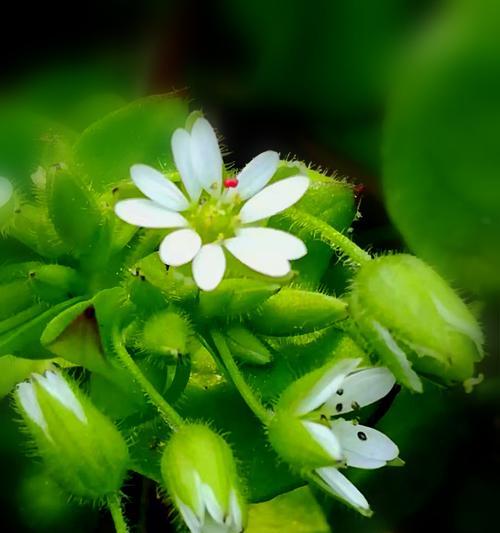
107, 493, 129, 533
282, 207, 371, 266
211, 330, 272, 425
112, 325, 183, 430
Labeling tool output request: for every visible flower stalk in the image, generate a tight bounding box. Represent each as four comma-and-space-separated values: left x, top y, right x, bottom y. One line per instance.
107, 493, 130, 533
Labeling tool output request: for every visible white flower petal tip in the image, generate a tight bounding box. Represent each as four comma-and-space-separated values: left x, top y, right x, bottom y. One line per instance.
302, 421, 344, 462
171, 128, 202, 202
224, 237, 291, 278
0, 176, 14, 208
159, 229, 202, 267
331, 419, 399, 470
130, 164, 189, 211
235, 227, 307, 261
236, 150, 280, 200
16, 381, 49, 435
296, 358, 362, 416
34, 371, 87, 423
115, 199, 188, 229
325, 366, 396, 416
190, 117, 223, 196
192, 244, 226, 291
315, 467, 371, 516
238, 175, 310, 224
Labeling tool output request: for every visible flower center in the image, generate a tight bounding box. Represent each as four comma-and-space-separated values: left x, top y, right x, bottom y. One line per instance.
188, 197, 239, 243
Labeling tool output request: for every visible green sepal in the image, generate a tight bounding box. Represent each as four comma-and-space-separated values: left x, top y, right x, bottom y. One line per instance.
225, 326, 273, 366
0, 355, 52, 399
29, 264, 85, 302
45, 168, 103, 257
248, 288, 347, 336
198, 278, 280, 320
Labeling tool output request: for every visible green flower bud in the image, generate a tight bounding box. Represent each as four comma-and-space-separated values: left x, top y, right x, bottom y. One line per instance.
248, 288, 347, 336
349, 254, 484, 391
225, 325, 272, 365
139, 309, 191, 360
198, 278, 279, 320
161, 424, 246, 533
15, 370, 129, 500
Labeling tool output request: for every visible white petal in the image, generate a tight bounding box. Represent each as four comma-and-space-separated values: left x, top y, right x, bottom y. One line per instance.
172, 128, 202, 202
190, 117, 223, 196
324, 367, 396, 416
159, 229, 202, 267
331, 419, 399, 467
296, 359, 361, 416
192, 244, 226, 291
224, 235, 290, 277
229, 490, 243, 532
235, 227, 307, 260
302, 421, 343, 461
35, 372, 86, 423
115, 199, 188, 228
16, 382, 48, 436
0, 176, 13, 207
201, 483, 224, 524
239, 176, 309, 224
316, 467, 370, 512
130, 164, 189, 211
177, 499, 202, 533
236, 151, 279, 200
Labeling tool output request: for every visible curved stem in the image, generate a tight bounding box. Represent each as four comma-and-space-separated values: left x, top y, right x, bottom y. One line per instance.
282, 207, 371, 267
107, 493, 129, 533
112, 324, 183, 430
165, 355, 192, 403
211, 329, 272, 425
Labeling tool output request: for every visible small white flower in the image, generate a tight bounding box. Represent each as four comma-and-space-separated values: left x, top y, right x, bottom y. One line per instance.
298, 359, 399, 513
0, 176, 13, 208
114, 117, 309, 291
177, 472, 243, 533
15, 371, 87, 439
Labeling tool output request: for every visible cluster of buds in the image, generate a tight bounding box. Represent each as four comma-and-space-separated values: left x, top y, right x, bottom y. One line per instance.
269, 358, 399, 514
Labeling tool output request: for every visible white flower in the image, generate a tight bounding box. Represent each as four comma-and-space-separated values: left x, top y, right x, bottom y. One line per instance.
177, 473, 243, 533
16, 371, 87, 439
114, 117, 309, 291
0, 176, 13, 208
298, 359, 399, 514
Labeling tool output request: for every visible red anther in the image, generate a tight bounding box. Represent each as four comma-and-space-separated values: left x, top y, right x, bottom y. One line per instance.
224, 178, 239, 188
354, 183, 366, 196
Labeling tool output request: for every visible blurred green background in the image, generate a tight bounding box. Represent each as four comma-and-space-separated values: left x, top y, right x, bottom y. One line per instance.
0, 0, 498, 531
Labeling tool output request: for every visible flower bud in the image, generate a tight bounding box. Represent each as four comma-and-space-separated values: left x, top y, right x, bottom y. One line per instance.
248, 288, 347, 336
225, 325, 272, 365
198, 278, 279, 320
139, 309, 190, 360
349, 254, 484, 391
161, 424, 246, 533
15, 370, 129, 500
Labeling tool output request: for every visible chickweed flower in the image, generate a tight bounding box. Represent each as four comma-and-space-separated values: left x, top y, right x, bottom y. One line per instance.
161, 423, 245, 533
268, 358, 399, 515
114, 117, 309, 291
15, 370, 129, 501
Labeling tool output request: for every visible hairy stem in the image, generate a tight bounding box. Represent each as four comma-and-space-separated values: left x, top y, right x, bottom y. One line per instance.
282, 207, 371, 266
211, 330, 272, 425
107, 493, 129, 533
112, 324, 183, 430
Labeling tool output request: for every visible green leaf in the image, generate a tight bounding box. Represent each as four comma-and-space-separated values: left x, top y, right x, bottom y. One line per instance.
0, 355, 53, 399
247, 487, 329, 533
73, 95, 189, 191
